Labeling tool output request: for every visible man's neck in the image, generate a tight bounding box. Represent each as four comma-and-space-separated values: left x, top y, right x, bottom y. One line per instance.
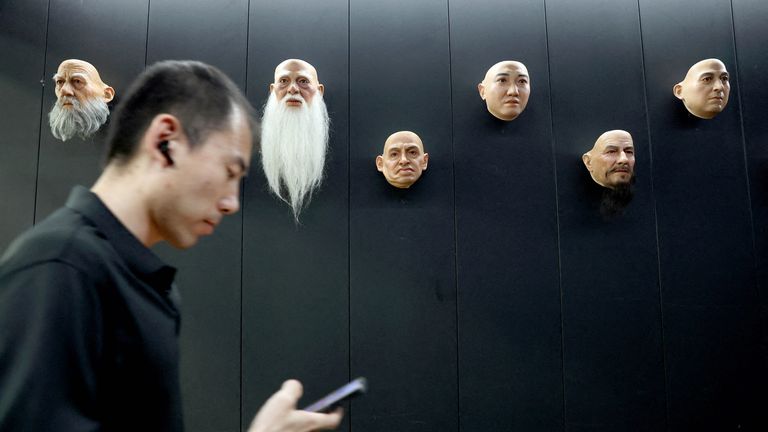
91, 166, 159, 247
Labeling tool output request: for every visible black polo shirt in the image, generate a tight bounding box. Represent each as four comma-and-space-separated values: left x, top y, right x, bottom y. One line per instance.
0, 186, 183, 431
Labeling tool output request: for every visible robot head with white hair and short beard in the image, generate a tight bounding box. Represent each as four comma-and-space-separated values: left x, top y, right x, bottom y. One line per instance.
260, 59, 329, 220
49, 59, 115, 142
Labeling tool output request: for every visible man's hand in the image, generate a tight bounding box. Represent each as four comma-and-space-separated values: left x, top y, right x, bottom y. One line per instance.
248, 380, 343, 432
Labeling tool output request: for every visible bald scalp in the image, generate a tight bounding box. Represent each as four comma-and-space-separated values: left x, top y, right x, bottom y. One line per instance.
273, 59, 321, 84
383, 130, 423, 152
680, 58, 727, 83
481, 60, 528, 85
586, 129, 632, 155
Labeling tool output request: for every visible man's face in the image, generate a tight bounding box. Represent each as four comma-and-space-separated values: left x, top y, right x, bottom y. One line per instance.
478, 61, 530, 121
153, 110, 253, 249
582, 130, 635, 189
674, 59, 730, 119
376, 131, 428, 189
53, 59, 114, 106
270, 59, 324, 108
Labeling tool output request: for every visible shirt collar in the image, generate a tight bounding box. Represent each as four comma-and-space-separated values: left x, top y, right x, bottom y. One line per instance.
65, 186, 177, 290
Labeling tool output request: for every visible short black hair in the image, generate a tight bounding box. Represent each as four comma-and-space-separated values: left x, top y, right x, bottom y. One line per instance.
105, 60, 256, 164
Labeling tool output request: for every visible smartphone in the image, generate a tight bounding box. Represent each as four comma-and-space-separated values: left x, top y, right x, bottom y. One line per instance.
302, 377, 368, 413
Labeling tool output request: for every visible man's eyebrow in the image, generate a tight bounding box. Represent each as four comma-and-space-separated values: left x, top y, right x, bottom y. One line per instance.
234, 156, 248, 174
52, 73, 62, 81
495, 72, 511, 78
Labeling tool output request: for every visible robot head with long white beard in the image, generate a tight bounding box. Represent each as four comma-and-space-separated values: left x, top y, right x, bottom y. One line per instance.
260, 59, 329, 220
48, 59, 115, 141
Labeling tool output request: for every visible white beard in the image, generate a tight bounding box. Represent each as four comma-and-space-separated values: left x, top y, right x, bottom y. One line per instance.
260, 92, 329, 220
48, 96, 110, 142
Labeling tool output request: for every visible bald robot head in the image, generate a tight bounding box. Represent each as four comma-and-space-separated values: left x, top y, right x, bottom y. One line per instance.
582, 130, 635, 189
270, 59, 324, 107
261, 58, 329, 220
49, 59, 115, 141
478, 60, 530, 121
376, 130, 429, 189
673, 58, 730, 119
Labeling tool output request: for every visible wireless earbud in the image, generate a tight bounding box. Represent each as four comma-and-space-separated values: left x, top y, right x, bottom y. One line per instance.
159, 140, 174, 166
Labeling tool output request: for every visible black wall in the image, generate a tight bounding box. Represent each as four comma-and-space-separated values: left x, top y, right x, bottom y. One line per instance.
1, 0, 766, 431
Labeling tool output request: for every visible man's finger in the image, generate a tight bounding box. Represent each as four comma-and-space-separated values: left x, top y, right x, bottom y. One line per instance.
280, 379, 304, 400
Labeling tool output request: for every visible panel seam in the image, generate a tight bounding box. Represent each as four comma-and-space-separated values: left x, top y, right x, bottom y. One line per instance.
445, 0, 461, 430
33, 0, 53, 225
635, 0, 670, 429
541, 1, 566, 430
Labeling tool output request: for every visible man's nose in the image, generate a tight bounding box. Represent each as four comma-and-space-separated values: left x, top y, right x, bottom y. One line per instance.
399, 152, 409, 164
219, 194, 240, 215
618, 151, 629, 163
287, 82, 299, 94
507, 84, 520, 96
59, 82, 75, 97
712, 79, 724, 91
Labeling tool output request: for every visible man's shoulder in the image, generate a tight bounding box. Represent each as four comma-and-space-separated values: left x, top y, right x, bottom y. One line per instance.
0, 206, 114, 277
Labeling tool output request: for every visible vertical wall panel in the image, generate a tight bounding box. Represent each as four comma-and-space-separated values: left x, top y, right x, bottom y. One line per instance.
449, 0, 562, 430
732, 0, 768, 427
349, 1, 456, 430
242, 0, 350, 429
639, 0, 762, 429
3, 1, 768, 431
34, 0, 148, 221
548, 0, 666, 430
146, 1, 249, 430
0, 0, 47, 251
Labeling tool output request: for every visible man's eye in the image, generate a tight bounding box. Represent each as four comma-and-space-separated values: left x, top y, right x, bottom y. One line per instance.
518, 79, 528, 85
55, 80, 64, 86
702, 77, 711, 82
497, 78, 507, 83
722, 76, 729, 82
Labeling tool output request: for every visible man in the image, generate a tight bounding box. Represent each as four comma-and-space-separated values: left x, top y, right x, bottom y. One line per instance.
477, 60, 531, 121
49, 59, 115, 141
582, 129, 636, 217
260, 59, 329, 220
0, 60, 341, 432
673, 58, 730, 119
375, 130, 429, 189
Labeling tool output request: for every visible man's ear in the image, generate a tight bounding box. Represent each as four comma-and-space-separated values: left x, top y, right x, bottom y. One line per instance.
269, 83, 275, 93
673, 82, 684, 100
477, 82, 486, 100
421, 153, 429, 170
582, 153, 592, 171
144, 114, 184, 166
318, 83, 325, 95
103, 86, 115, 102
375, 155, 384, 172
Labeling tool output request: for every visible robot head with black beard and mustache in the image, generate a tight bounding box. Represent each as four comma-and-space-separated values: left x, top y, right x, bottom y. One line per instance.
260, 59, 329, 221
582, 130, 637, 219
48, 59, 114, 142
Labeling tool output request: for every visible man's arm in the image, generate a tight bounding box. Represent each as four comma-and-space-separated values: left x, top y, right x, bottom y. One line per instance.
0, 261, 102, 431
248, 380, 343, 432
